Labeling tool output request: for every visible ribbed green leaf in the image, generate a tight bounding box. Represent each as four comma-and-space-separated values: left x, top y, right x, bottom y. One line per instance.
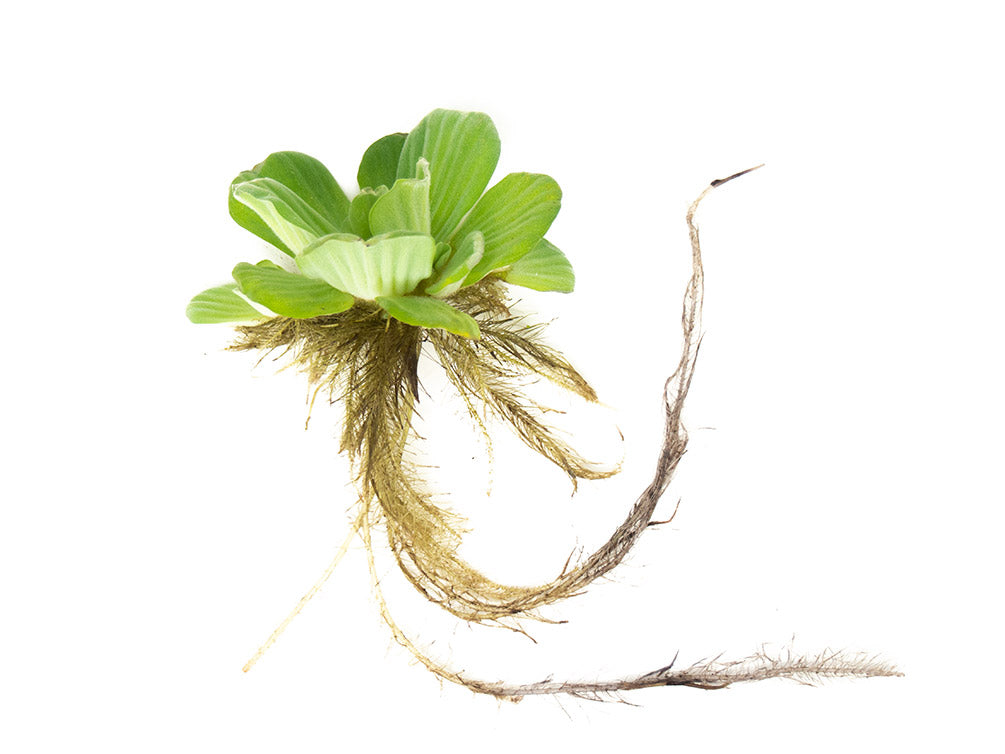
502, 238, 575, 293
375, 295, 481, 339
252, 151, 350, 228
229, 170, 293, 255
357, 132, 407, 191
348, 190, 383, 238
425, 231, 485, 297
369, 159, 431, 236
457, 173, 562, 286
186, 284, 267, 323
232, 178, 338, 256
398, 110, 500, 242
229, 152, 351, 254
433, 241, 453, 268
232, 261, 354, 319
297, 232, 436, 300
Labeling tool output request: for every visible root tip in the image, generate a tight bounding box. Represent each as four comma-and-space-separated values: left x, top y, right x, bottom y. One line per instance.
710, 163, 765, 187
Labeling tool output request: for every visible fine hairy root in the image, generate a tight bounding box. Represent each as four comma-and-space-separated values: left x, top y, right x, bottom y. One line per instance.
232, 278, 625, 626
234, 166, 901, 696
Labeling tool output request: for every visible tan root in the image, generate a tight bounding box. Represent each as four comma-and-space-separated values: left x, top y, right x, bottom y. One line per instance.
234, 167, 901, 696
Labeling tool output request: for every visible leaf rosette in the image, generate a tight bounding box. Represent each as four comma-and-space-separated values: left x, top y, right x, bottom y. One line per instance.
187, 109, 575, 339
184, 121, 895, 699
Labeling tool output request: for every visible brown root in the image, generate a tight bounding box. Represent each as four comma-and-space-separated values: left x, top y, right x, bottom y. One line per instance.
234, 166, 901, 697
232, 279, 625, 625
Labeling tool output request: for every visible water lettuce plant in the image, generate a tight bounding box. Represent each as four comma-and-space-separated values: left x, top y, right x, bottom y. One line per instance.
188, 110, 899, 698
187, 109, 572, 336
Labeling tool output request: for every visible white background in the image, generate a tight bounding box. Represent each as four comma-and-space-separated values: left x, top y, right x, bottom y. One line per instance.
3, 1, 1003, 751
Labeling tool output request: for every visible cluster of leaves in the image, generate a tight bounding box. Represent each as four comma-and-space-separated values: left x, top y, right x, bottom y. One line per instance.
187, 110, 575, 338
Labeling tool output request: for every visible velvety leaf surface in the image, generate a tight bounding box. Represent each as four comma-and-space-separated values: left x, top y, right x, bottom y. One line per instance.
425, 231, 484, 297
502, 238, 575, 293
369, 159, 431, 236
228, 170, 293, 255
456, 172, 562, 285
433, 241, 453, 268
232, 261, 354, 318
249, 151, 351, 229
232, 178, 340, 255
357, 133, 407, 191
297, 232, 436, 300
375, 295, 481, 339
348, 190, 382, 238
186, 284, 267, 323
229, 152, 351, 253
397, 110, 500, 242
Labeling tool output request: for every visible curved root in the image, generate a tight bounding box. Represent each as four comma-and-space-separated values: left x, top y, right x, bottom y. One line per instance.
234, 166, 901, 696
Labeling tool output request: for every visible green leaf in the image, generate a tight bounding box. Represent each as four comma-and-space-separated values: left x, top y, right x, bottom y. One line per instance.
425, 231, 485, 297
433, 241, 453, 268
398, 110, 500, 242
252, 151, 351, 229
457, 173, 562, 286
186, 284, 267, 323
502, 238, 575, 293
297, 232, 436, 300
369, 159, 431, 236
229, 152, 351, 254
232, 261, 354, 319
229, 170, 293, 255
375, 295, 481, 339
348, 189, 383, 239
232, 178, 338, 255
357, 133, 407, 191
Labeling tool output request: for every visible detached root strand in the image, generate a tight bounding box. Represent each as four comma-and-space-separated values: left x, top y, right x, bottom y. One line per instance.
242, 509, 366, 672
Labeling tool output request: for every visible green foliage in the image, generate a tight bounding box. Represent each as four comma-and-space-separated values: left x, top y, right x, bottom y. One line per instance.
425, 231, 484, 297
396, 109, 500, 242
250, 151, 352, 230
502, 239, 575, 293
229, 151, 352, 255
368, 159, 431, 236
232, 261, 355, 318
454, 173, 562, 285
375, 295, 480, 339
186, 284, 266, 323
189, 109, 577, 333
232, 178, 339, 255
348, 189, 383, 238
357, 133, 407, 191
296, 232, 436, 300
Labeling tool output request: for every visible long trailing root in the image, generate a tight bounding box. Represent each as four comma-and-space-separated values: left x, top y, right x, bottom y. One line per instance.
234, 166, 901, 695
365, 524, 901, 700
361, 166, 899, 696
361, 486, 901, 701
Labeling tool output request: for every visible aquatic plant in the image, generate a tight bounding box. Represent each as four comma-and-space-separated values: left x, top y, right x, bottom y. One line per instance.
188, 109, 899, 698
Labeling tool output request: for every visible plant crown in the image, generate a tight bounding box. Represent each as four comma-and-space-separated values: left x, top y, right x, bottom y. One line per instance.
187, 109, 575, 338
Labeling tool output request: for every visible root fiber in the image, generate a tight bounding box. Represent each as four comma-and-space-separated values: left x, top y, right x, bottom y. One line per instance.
234, 167, 901, 696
